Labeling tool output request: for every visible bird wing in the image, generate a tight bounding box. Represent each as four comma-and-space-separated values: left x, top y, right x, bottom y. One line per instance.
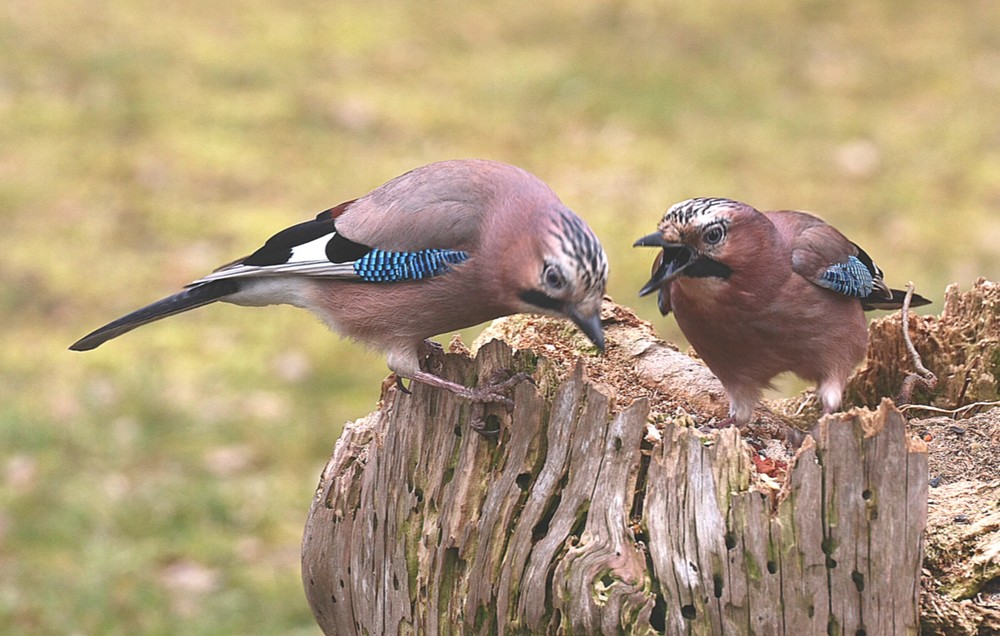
191, 199, 469, 286
771, 210, 887, 300
330, 160, 501, 252
194, 160, 538, 287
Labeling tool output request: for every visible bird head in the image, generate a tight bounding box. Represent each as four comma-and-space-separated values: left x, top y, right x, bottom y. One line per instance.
515, 207, 608, 352
634, 197, 761, 297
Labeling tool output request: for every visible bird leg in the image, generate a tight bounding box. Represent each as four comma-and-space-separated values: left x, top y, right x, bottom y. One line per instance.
390, 340, 535, 435
409, 369, 533, 408
407, 368, 535, 437
896, 283, 938, 404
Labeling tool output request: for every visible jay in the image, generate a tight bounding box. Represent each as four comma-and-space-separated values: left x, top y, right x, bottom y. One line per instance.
634, 197, 929, 427
71, 159, 608, 403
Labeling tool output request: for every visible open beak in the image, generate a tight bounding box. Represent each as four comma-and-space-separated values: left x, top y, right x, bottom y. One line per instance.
633, 233, 694, 296
569, 309, 605, 353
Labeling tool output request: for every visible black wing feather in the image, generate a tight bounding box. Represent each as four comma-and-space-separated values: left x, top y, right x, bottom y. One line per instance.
69, 279, 241, 351
861, 288, 932, 311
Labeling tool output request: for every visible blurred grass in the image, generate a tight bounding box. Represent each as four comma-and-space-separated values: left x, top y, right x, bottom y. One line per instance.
1, 0, 998, 632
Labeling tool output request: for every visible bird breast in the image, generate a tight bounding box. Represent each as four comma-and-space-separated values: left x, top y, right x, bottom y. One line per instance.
669, 274, 868, 387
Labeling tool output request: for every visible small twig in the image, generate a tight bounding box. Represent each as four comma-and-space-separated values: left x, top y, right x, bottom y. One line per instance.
896, 282, 938, 404
898, 400, 1000, 418
792, 395, 815, 418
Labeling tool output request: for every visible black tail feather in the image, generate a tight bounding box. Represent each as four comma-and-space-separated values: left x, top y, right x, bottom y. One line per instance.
69, 280, 241, 351
861, 288, 932, 312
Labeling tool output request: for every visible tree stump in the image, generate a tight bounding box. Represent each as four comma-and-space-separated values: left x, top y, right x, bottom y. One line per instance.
301, 302, 929, 635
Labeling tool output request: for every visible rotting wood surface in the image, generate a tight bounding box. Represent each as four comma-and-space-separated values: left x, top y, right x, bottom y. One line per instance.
301, 338, 928, 635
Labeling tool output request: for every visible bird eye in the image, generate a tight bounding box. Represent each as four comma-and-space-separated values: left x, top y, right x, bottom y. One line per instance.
703, 224, 725, 246
543, 264, 566, 290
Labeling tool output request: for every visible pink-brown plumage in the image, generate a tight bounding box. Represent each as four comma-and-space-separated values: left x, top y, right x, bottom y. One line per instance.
636, 198, 927, 426
71, 160, 608, 404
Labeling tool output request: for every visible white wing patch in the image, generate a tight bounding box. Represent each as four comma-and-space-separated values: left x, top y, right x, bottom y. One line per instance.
290, 233, 336, 263
189, 230, 364, 286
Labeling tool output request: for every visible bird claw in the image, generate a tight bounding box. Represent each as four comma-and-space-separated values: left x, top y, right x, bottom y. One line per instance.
405, 369, 536, 436
484, 370, 536, 392
395, 374, 412, 395
468, 404, 502, 438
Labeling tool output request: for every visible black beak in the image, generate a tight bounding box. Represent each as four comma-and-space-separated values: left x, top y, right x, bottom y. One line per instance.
632, 232, 673, 249
633, 233, 694, 297
570, 310, 605, 353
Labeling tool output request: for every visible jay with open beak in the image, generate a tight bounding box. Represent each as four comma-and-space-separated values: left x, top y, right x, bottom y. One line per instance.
635, 197, 929, 427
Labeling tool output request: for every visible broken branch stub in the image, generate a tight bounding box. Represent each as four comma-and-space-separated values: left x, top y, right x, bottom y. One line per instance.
301, 336, 928, 635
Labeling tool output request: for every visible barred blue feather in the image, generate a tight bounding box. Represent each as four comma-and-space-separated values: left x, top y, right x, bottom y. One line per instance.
817, 255, 874, 298
352, 248, 469, 282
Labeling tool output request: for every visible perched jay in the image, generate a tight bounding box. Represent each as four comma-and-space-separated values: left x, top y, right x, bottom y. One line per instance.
634, 197, 929, 427
71, 159, 608, 403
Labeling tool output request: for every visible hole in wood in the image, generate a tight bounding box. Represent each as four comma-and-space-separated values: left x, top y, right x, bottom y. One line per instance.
826, 556, 838, 569
852, 570, 865, 592
821, 537, 836, 556
862, 489, 872, 500
724, 531, 737, 550
531, 491, 562, 542
766, 560, 777, 574
630, 440, 653, 521
650, 593, 666, 633
515, 472, 532, 491
569, 504, 588, 539
614, 436, 623, 451
713, 573, 724, 598
330, 594, 336, 605
856, 629, 867, 636
680, 604, 697, 620
483, 414, 501, 433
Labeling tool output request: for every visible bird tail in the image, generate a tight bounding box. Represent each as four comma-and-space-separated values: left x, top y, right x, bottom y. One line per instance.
861, 288, 932, 311
69, 279, 242, 351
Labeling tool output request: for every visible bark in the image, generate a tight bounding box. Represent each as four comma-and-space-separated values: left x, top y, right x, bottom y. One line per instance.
301, 324, 929, 635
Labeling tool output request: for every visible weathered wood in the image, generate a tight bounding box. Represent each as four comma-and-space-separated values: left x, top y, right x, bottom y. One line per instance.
302, 334, 928, 635
849, 278, 999, 410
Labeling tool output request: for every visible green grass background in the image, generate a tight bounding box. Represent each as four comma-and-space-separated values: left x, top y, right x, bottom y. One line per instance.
2, 0, 998, 633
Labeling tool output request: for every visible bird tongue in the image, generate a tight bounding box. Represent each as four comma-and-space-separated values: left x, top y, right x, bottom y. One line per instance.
638, 245, 692, 296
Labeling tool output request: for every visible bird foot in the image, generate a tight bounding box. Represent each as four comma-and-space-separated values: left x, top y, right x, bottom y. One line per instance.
394, 374, 412, 395
407, 369, 535, 436
895, 283, 938, 404
408, 369, 534, 406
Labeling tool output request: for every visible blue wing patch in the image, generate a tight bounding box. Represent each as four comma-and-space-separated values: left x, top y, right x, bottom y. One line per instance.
816, 255, 874, 298
353, 249, 469, 282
